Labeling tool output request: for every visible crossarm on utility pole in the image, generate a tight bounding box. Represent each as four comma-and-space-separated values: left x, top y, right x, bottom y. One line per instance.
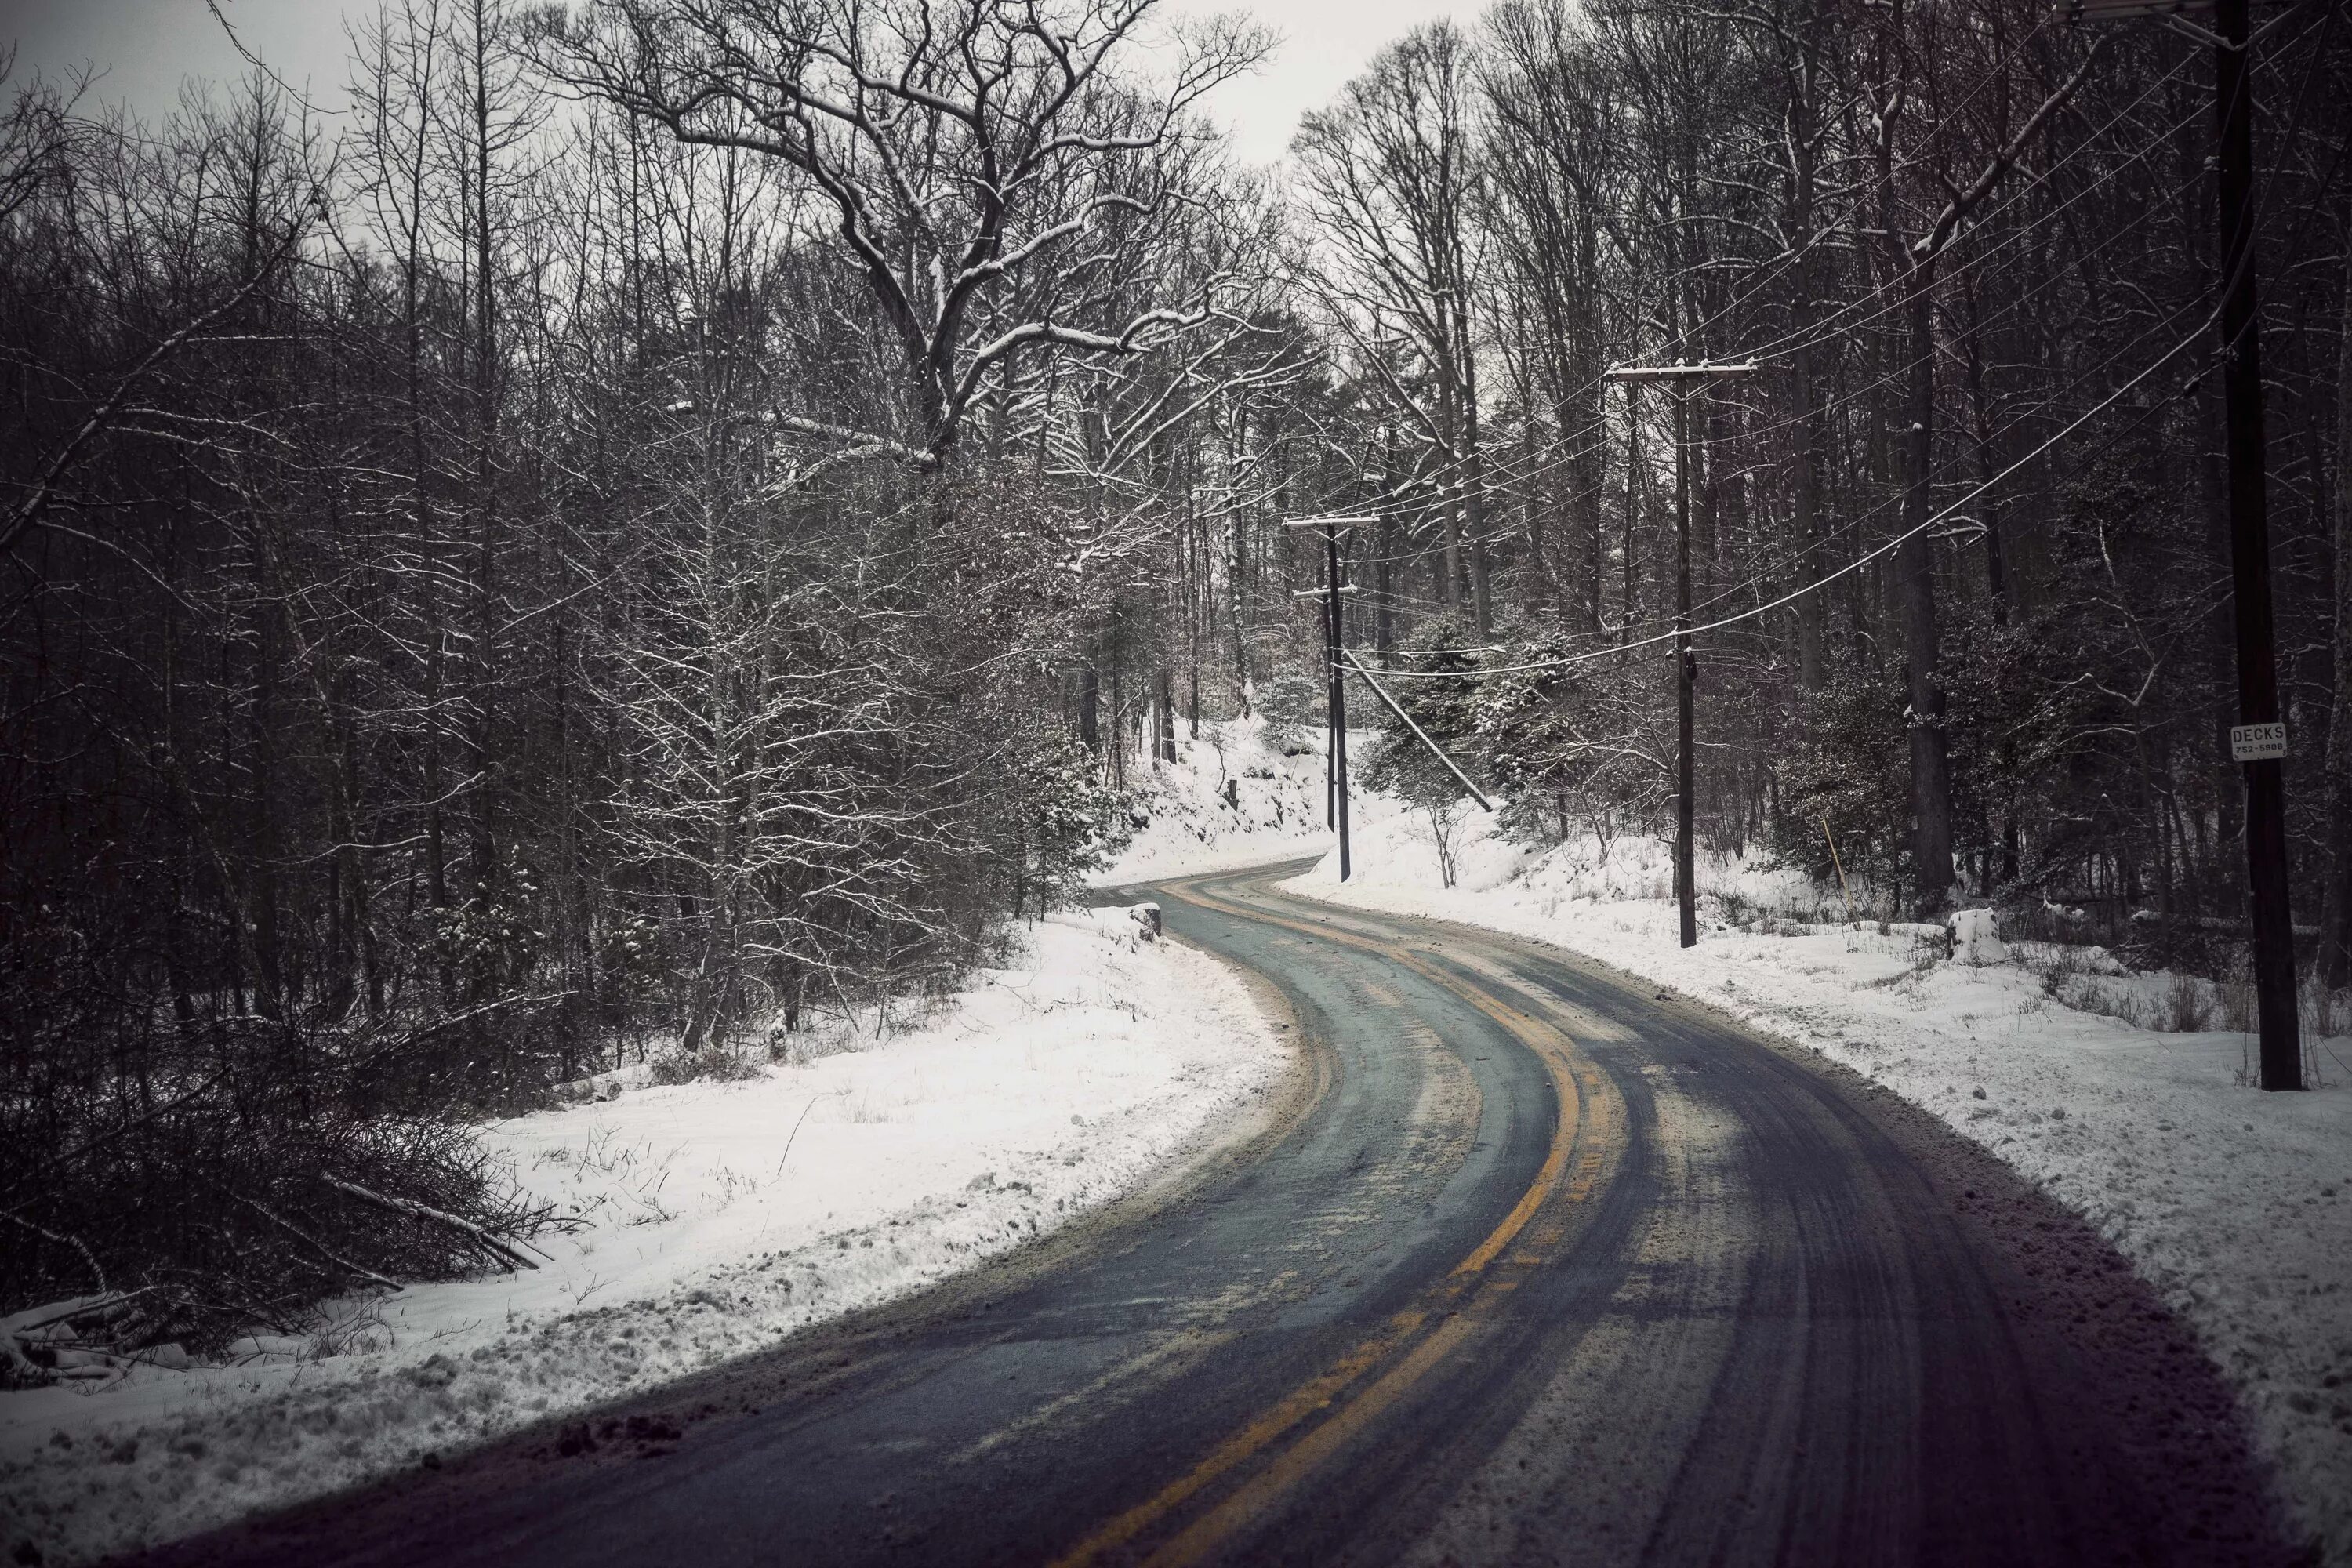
1342, 652, 1493, 812
1602, 361, 1762, 383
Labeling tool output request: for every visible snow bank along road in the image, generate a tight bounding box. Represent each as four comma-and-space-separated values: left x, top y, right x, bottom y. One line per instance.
135, 863, 2294, 1567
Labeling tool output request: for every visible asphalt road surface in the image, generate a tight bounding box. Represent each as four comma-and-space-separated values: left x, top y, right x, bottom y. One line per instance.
142, 862, 2293, 1568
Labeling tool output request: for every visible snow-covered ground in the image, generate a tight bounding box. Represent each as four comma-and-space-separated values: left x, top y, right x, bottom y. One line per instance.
1096, 715, 1406, 885
0, 909, 1287, 1567
1288, 808, 2352, 1561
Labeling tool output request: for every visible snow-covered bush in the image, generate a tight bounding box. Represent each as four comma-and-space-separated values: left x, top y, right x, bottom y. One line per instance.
994, 720, 1133, 919
1253, 663, 1327, 754
0, 1023, 565, 1380
648, 1042, 766, 1085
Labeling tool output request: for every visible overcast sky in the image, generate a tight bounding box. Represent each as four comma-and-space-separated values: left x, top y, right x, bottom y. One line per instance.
2, 0, 1463, 165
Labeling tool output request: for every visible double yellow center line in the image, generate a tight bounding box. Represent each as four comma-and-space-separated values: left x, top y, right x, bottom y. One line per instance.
1049, 877, 1622, 1567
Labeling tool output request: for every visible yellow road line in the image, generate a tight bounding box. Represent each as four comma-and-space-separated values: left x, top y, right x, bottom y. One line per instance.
1143, 1312, 1483, 1568
1047, 874, 1621, 1568
1040, 1308, 1433, 1568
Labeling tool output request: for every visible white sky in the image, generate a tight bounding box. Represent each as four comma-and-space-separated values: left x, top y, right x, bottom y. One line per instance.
2, 0, 1465, 165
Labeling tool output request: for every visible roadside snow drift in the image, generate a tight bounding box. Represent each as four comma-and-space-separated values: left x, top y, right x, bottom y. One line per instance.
1290, 811, 2352, 1561
0, 909, 1287, 1567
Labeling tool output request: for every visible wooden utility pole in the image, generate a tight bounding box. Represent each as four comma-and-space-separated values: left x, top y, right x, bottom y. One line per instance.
2212, 0, 2301, 1089
1289, 516, 1370, 881
1327, 521, 1352, 881
2067, 0, 2300, 1086
1605, 361, 1759, 948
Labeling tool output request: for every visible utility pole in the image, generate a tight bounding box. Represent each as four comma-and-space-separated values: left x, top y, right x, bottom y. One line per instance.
1604, 361, 1759, 948
2067, 0, 2301, 1086
1327, 519, 1351, 883
2215, 0, 2301, 1090
1289, 516, 1370, 881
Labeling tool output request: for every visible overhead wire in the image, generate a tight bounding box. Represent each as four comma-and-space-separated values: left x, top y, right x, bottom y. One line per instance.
1341, 44, 2201, 515
1666, 1, 2332, 631
1355, 280, 2209, 666
1365, 293, 2220, 680
1264, 23, 2259, 675
1330, 49, 2230, 652
1673, 248, 2208, 625
1341, 158, 2193, 604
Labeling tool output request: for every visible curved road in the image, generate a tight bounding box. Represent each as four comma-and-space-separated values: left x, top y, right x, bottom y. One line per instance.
147, 863, 2289, 1567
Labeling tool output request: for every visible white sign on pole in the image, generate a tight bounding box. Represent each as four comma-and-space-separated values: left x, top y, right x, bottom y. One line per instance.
2229, 721, 2288, 763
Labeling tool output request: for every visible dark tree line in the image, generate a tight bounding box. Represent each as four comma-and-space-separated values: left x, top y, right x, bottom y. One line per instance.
3, 0, 2350, 1341
0, 0, 1267, 1340
1287, 0, 2352, 1004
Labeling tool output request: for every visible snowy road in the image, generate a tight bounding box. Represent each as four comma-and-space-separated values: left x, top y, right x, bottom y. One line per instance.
140, 863, 2294, 1567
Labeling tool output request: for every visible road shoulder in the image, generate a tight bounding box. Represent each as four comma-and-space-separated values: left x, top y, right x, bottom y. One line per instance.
5, 912, 1302, 1568
1279, 871, 2310, 1562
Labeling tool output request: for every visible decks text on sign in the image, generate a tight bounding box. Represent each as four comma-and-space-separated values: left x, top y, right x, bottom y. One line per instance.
2229, 722, 2288, 763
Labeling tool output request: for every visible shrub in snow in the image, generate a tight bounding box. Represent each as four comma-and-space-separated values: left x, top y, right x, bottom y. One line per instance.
648, 1044, 766, 1086
1002, 721, 1134, 919
1254, 665, 1327, 753
2165, 974, 2216, 1033
2, 1081, 567, 1384
1472, 630, 1669, 851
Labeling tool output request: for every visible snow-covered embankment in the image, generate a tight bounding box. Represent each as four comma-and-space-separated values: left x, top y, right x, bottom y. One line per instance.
1095, 714, 1403, 885
0, 908, 1285, 1567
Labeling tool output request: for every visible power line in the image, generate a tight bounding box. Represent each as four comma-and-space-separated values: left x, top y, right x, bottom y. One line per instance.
1316, 62, 2228, 655
1675, 278, 2212, 626
1345, 264, 2212, 654
1367, 303, 2216, 681
1240, 32, 2254, 680
1356, 49, 2202, 509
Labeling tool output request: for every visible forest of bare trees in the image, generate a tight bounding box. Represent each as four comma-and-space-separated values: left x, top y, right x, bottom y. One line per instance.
4, 0, 2348, 1343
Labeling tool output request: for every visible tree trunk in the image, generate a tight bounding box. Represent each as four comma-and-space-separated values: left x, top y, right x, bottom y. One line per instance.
1962, 281, 2011, 623
1897, 266, 1955, 911
1792, 335, 1828, 688
1788, 47, 1828, 688
1463, 358, 1494, 638
2323, 241, 2352, 986
1675, 385, 1697, 949
1442, 491, 1466, 620
1109, 619, 1125, 789
1574, 223, 1607, 637
1376, 508, 1395, 656
466, 9, 502, 938
1622, 381, 1642, 627
1229, 448, 1251, 710
249, 571, 285, 1021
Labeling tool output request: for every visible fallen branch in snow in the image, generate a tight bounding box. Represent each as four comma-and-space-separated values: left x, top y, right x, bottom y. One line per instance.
2, 1290, 158, 1388
1, 1328, 43, 1386
232, 1191, 405, 1293
6, 1289, 153, 1338
321, 1176, 538, 1272
2, 1206, 108, 1295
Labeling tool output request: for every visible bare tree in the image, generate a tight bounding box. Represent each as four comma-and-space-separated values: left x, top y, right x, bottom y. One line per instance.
1865, 0, 2101, 910
535, 0, 1264, 468
1293, 24, 1495, 635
